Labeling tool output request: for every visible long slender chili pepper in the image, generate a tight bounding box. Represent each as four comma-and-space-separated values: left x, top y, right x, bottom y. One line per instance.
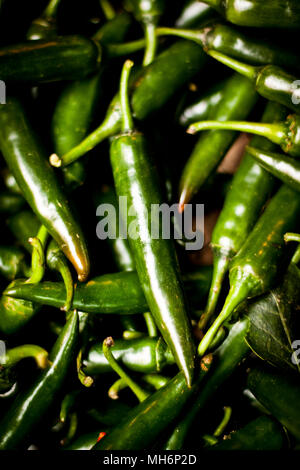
0, 310, 78, 450
200, 0, 300, 29
110, 60, 195, 386
198, 184, 300, 356
175, 1, 217, 28
83, 336, 174, 375
4, 268, 213, 315
163, 319, 250, 450
51, 40, 206, 167
46, 240, 74, 312
0, 97, 90, 281
156, 23, 300, 70
0, 246, 30, 281
93, 354, 213, 450
206, 50, 300, 114
179, 73, 257, 208
200, 102, 286, 330
188, 113, 300, 158
26, 0, 61, 40
246, 146, 300, 192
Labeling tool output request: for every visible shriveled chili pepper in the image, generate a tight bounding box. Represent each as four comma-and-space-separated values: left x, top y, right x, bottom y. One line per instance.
109, 60, 195, 386
26, 0, 61, 41
199, 184, 300, 356
0, 97, 90, 281
179, 72, 257, 208
0, 246, 30, 281
247, 146, 300, 193
156, 23, 300, 70
206, 50, 300, 114
248, 366, 300, 441
175, 1, 217, 28
5, 268, 212, 314
189, 113, 300, 158
83, 336, 174, 375
201, 0, 300, 29
200, 102, 286, 330
0, 310, 78, 449
52, 39, 206, 167
93, 354, 213, 450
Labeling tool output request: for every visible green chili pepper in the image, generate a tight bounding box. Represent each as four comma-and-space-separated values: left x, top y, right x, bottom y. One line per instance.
179, 73, 257, 208
0, 246, 30, 281
201, 0, 300, 28
5, 268, 212, 315
0, 97, 90, 281
83, 336, 174, 375
46, 240, 74, 312
7, 210, 40, 253
0, 192, 25, 214
26, 0, 61, 41
65, 431, 100, 450
199, 184, 300, 356
93, 354, 213, 450
175, 1, 217, 28
0, 310, 78, 449
109, 61, 195, 386
163, 319, 250, 450
156, 23, 300, 70
248, 366, 300, 441
52, 40, 206, 167
0, 36, 101, 83
92, 12, 132, 44
210, 416, 286, 450
200, 102, 286, 330
206, 50, 300, 114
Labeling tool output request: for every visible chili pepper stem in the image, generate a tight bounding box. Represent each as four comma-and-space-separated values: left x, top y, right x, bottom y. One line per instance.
103, 337, 149, 402
4, 345, 49, 369
53, 258, 74, 312
120, 60, 134, 132
44, 0, 61, 18
284, 232, 300, 264
143, 23, 158, 66
156, 27, 205, 47
108, 378, 128, 400
207, 50, 258, 81
142, 373, 169, 390
214, 406, 232, 437
100, 0, 116, 21
144, 312, 158, 337
106, 38, 146, 58
77, 350, 93, 388
26, 237, 45, 284
123, 330, 145, 340
198, 281, 250, 356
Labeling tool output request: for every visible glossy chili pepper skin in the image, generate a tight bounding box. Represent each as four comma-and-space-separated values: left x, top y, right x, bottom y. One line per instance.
0, 97, 90, 281
0, 246, 29, 281
203, 102, 285, 327
0, 311, 78, 450
179, 73, 257, 206
83, 336, 174, 375
93, 355, 212, 450
247, 145, 300, 192
0, 36, 101, 83
175, 1, 217, 28
203, 0, 300, 28
5, 268, 212, 315
248, 366, 300, 441
210, 416, 286, 451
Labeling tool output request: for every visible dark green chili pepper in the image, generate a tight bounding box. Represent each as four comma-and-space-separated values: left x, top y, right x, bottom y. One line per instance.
26, 0, 61, 41
65, 431, 100, 450
0, 295, 40, 335
210, 416, 286, 450
206, 50, 300, 114
189, 113, 300, 158
0, 97, 90, 281
0, 310, 78, 450
83, 336, 174, 375
247, 145, 300, 192
156, 23, 300, 70
199, 184, 300, 356
248, 366, 300, 441
46, 240, 74, 312
93, 354, 213, 450
93, 12, 132, 45
126, 0, 165, 65
0, 246, 30, 281
0, 36, 101, 83
200, 102, 286, 330
179, 72, 257, 208
109, 61, 195, 386
52, 40, 206, 167
175, 1, 217, 28
0, 192, 25, 214
201, 0, 300, 28
163, 319, 250, 450
5, 268, 212, 315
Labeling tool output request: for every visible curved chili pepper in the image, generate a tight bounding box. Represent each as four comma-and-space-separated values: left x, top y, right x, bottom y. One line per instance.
0, 310, 78, 449
26, 0, 61, 40
0, 246, 30, 281
201, 0, 300, 29
109, 60, 195, 386
248, 366, 300, 441
179, 72, 257, 207
199, 184, 300, 356
206, 50, 300, 114
93, 354, 213, 450
200, 102, 286, 329
83, 336, 174, 375
52, 40, 206, 167
5, 268, 212, 314
0, 97, 90, 281
247, 146, 300, 193
175, 1, 217, 28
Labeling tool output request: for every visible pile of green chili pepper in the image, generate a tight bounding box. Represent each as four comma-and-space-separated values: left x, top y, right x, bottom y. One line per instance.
0, 0, 299, 453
